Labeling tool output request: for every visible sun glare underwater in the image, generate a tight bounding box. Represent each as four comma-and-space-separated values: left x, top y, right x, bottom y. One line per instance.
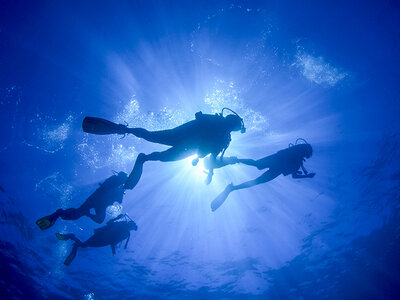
1, 1, 400, 299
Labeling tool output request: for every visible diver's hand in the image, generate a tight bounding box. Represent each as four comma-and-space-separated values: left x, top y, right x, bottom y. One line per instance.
307, 173, 315, 178
192, 157, 199, 166
226, 156, 239, 165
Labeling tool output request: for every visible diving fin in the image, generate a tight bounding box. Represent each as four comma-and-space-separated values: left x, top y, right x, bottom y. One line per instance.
55, 233, 74, 241
211, 184, 233, 212
82, 117, 129, 135
64, 244, 78, 266
35, 214, 57, 230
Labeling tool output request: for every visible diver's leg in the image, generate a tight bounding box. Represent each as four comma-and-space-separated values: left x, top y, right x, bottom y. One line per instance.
123, 153, 146, 190
36, 205, 88, 230
232, 169, 281, 191
211, 170, 281, 212
124, 147, 194, 189
55, 233, 85, 247
238, 155, 274, 170
126, 128, 179, 146
145, 147, 194, 162
64, 243, 79, 266
57, 207, 87, 221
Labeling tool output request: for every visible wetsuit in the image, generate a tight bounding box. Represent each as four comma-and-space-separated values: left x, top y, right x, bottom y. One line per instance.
124, 112, 235, 189
57, 216, 137, 265
36, 172, 127, 230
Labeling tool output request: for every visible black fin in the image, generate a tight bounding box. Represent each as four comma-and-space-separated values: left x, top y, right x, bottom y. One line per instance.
82, 117, 128, 135
64, 244, 78, 266
211, 186, 232, 212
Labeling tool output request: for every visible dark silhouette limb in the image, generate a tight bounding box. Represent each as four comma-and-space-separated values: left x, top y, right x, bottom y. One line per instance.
211, 184, 234, 212
237, 158, 259, 167
124, 233, 130, 249
203, 156, 239, 184
211, 169, 281, 212
126, 128, 181, 146
57, 208, 86, 220
86, 208, 106, 224
238, 157, 273, 170
203, 156, 239, 170
292, 171, 315, 179
124, 147, 195, 189
232, 169, 281, 191
55, 233, 85, 246
55, 233, 85, 266
64, 244, 79, 266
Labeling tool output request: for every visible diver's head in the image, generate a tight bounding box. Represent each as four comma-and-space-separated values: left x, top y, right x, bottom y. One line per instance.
114, 172, 128, 186
225, 114, 243, 132
221, 108, 246, 133
297, 143, 313, 158
127, 220, 138, 231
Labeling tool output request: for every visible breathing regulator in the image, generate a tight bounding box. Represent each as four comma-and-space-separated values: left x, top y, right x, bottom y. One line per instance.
220, 107, 246, 133
289, 138, 309, 147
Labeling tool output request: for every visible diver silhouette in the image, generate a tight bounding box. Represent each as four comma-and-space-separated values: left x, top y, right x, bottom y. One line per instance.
56, 214, 137, 265
210, 140, 315, 211
82, 108, 246, 189
35, 172, 128, 230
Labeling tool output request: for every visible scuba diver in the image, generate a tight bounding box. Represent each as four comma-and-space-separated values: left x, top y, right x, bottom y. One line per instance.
35, 172, 128, 230
210, 139, 315, 211
55, 214, 137, 265
82, 108, 246, 189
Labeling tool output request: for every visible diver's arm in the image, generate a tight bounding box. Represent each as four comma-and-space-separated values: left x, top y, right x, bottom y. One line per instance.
300, 161, 308, 175
205, 153, 239, 184
124, 233, 130, 249
204, 154, 217, 185
111, 245, 116, 255
216, 156, 239, 168
206, 155, 238, 170
292, 163, 315, 178
292, 172, 308, 178
292, 172, 315, 178
237, 158, 259, 167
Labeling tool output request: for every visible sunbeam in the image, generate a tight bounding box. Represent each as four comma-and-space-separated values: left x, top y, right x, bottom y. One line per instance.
1, 1, 399, 299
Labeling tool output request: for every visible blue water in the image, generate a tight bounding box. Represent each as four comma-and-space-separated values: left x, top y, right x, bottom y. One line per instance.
1, 1, 400, 299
